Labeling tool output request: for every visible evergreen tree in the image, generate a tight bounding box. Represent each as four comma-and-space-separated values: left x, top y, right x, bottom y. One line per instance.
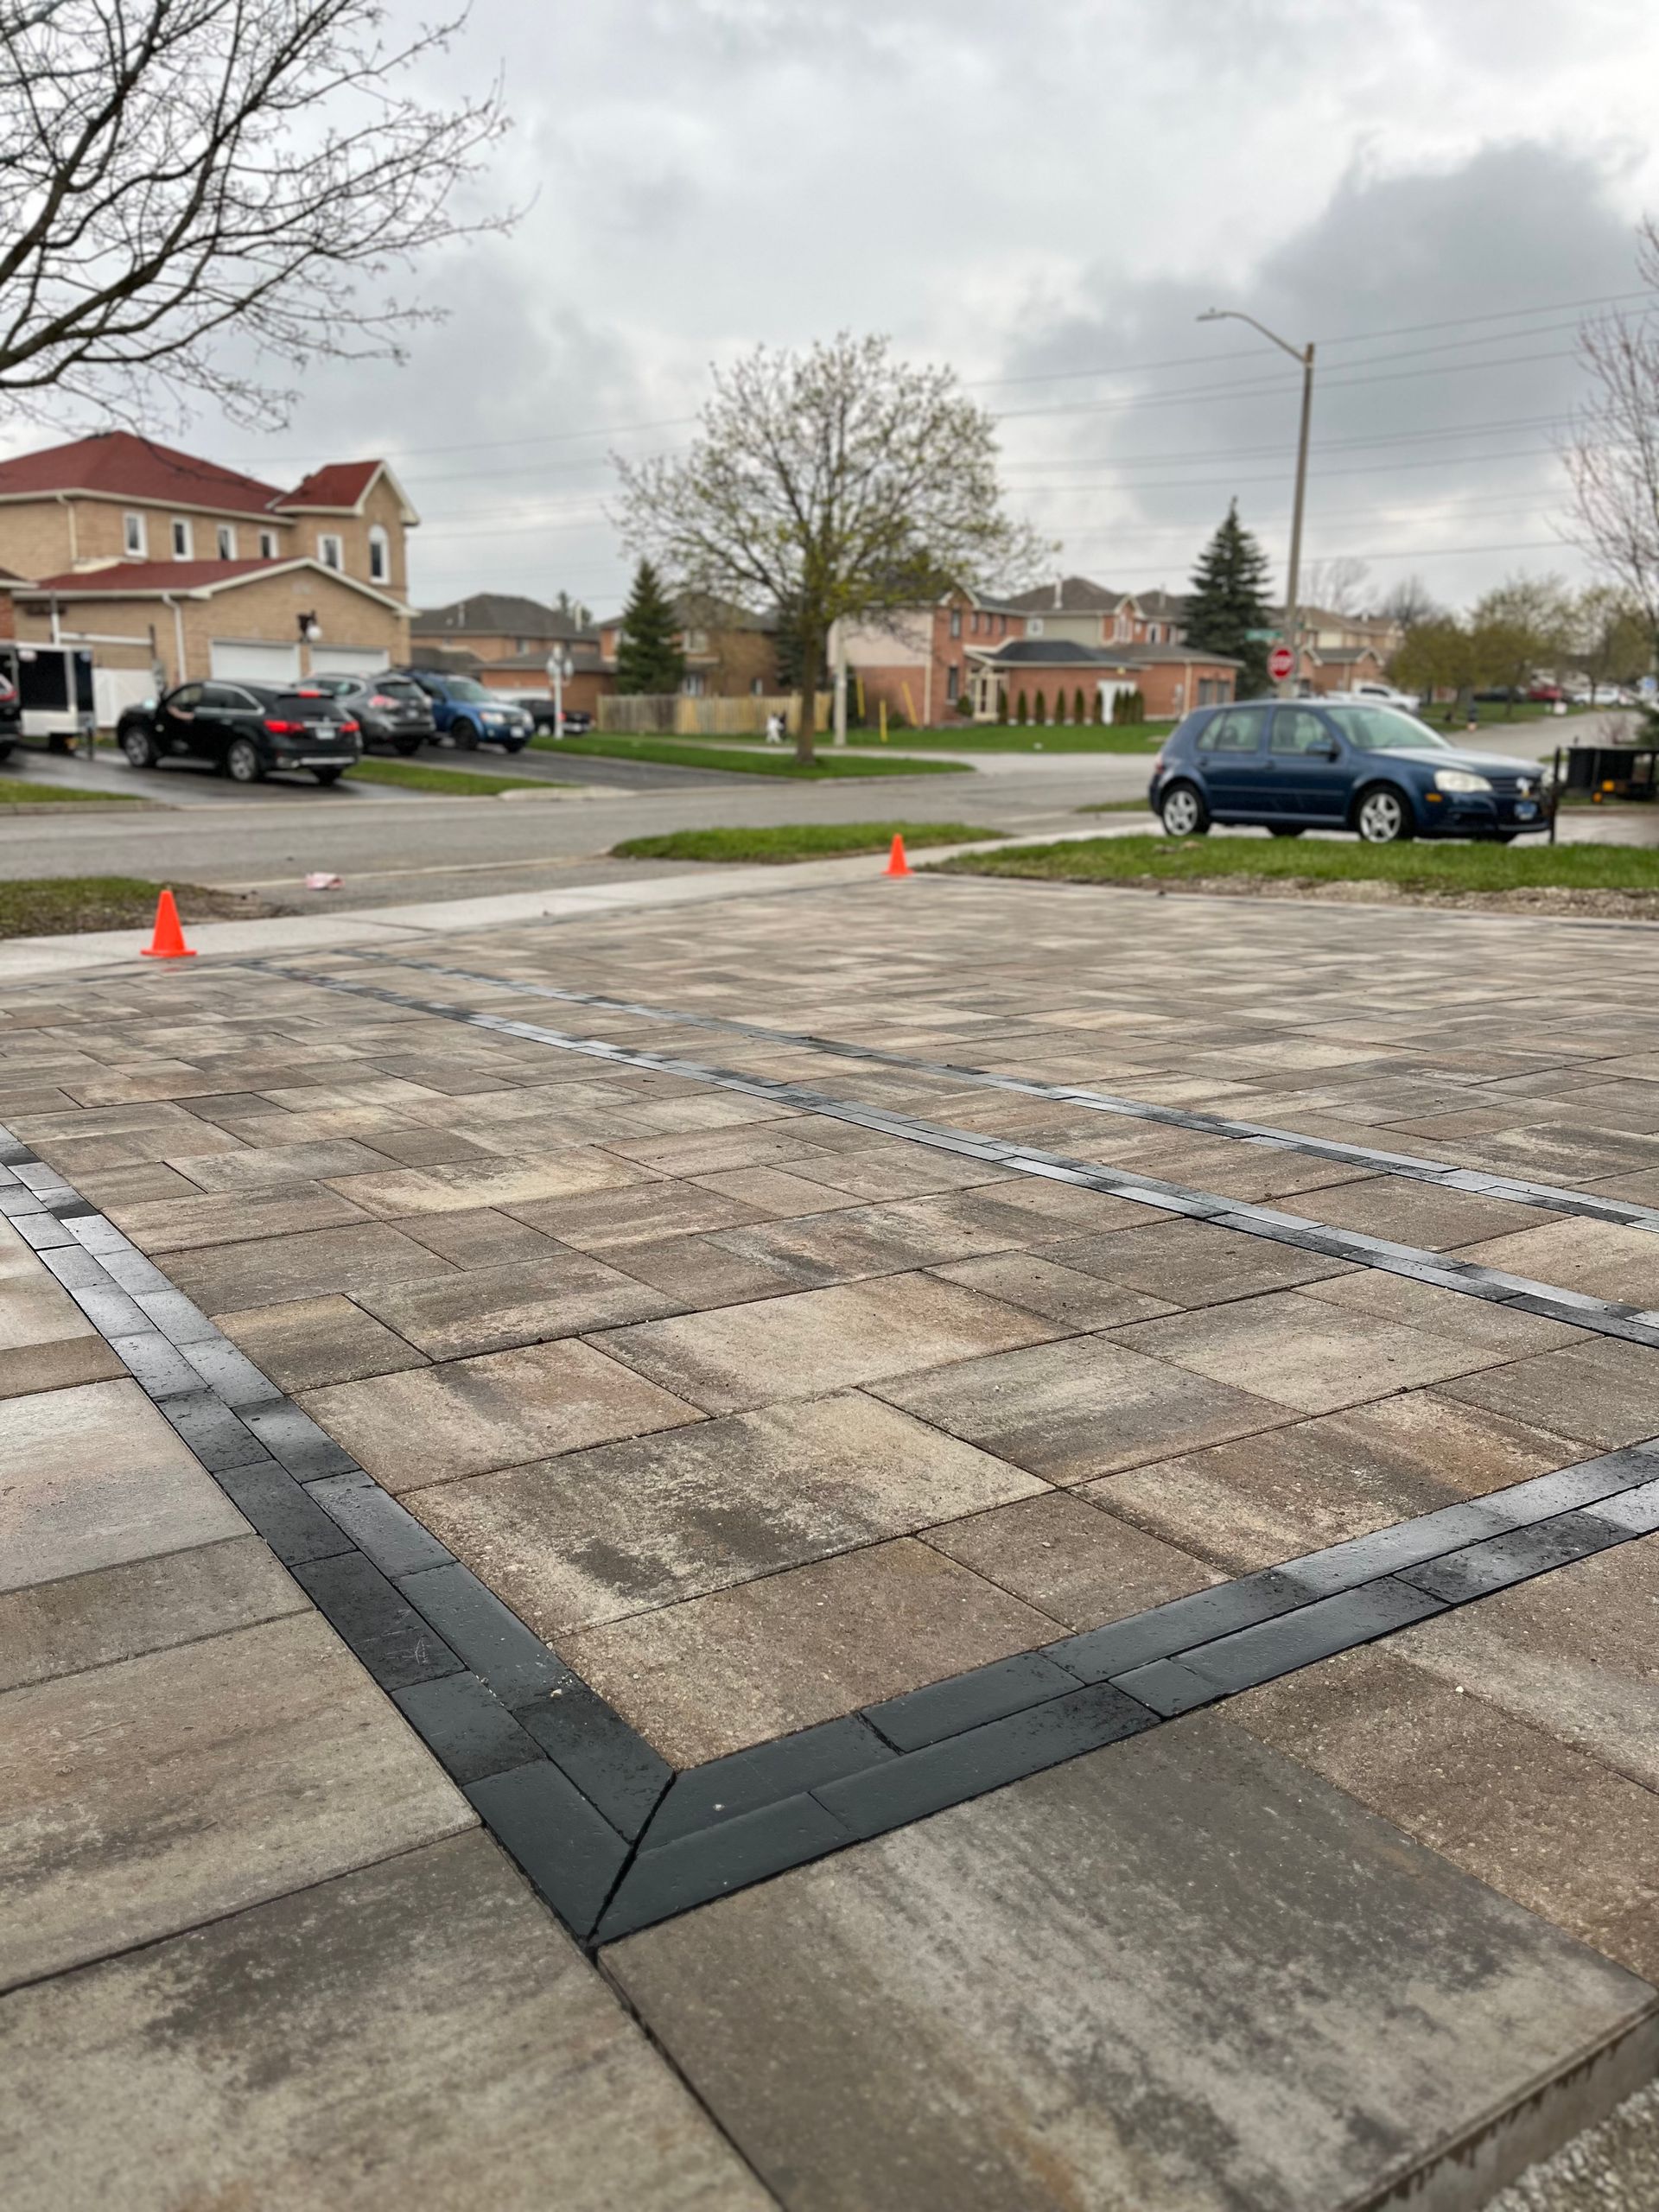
1033, 686, 1047, 723
1016, 689, 1028, 724
1185, 499, 1274, 696
614, 559, 686, 694
1073, 686, 1085, 724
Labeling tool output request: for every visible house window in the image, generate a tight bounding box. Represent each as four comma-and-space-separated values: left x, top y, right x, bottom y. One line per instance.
368, 525, 391, 584
947, 664, 959, 699
258, 530, 278, 559
1027, 617, 1044, 638
170, 518, 192, 559
318, 534, 343, 571
123, 512, 147, 556
216, 524, 236, 559
950, 607, 962, 638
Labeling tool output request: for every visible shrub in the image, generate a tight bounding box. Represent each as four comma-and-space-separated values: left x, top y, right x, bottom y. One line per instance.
1111, 687, 1145, 725
1016, 689, 1028, 724
1033, 687, 1047, 724
954, 694, 973, 718
1073, 686, 1086, 724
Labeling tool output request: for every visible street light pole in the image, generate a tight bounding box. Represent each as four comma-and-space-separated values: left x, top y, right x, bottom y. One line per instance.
546, 648, 573, 738
1198, 309, 1315, 698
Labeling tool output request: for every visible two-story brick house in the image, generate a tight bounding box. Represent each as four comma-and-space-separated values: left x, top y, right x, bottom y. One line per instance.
0, 431, 416, 716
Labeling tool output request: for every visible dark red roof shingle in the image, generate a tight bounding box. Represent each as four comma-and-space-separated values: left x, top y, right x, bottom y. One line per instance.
0, 431, 285, 517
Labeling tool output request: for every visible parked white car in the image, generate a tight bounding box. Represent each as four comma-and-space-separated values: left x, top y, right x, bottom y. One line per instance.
1319, 682, 1423, 715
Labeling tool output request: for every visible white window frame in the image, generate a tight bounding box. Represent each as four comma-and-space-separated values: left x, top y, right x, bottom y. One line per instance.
170, 517, 193, 560
1027, 617, 1044, 638
367, 524, 391, 584
258, 530, 278, 559
317, 533, 344, 572
123, 512, 147, 556
216, 524, 237, 559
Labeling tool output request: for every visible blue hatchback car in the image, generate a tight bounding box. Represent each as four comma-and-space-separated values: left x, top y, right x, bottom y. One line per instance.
1147, 700, 1552, 844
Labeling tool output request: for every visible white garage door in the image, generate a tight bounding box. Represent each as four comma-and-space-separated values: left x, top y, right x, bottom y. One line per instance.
211, 639, 302, 683
310, 645, 390, 678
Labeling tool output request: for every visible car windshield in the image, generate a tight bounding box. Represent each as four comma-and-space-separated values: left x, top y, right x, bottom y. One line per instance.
444, 679, 493, 702
1324, 705, 1450, 753
374, 679, 423, 700
305, 676, 358, 696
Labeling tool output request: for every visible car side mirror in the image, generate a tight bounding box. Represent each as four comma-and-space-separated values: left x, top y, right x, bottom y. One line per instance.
1317, 741, 1339, 759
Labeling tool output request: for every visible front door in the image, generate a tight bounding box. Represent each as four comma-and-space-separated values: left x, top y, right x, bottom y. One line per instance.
1195, 702, 1276, 817
1269, 705, 1349, 821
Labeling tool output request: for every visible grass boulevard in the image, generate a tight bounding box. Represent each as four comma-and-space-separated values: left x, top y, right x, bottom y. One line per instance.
610, 822, 1003, 863
938, 830, 1659, 907
531, 733, 971, 776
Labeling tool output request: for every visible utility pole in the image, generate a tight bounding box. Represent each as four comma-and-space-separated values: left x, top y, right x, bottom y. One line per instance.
1198, 310, 1315, 697
546, 646, 573, 737
830, 619, 848, 747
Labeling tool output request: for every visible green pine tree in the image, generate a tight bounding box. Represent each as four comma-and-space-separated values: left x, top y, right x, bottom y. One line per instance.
1016, 689, 1028, 724
1033, 687, 1047, 724
1185, 500, 1274, 697
1073, 686, 1085, 724
615, 559, 686, 695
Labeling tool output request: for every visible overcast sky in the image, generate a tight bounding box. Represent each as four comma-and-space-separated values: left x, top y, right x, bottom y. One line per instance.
49, 0, 1659, 616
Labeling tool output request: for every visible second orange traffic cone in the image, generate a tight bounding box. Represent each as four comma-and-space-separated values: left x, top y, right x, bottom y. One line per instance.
884, 834, 912, 878
139, 888, 197, 959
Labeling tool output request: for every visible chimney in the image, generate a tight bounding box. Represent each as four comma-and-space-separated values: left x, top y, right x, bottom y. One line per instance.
1052, 575, 1063, 610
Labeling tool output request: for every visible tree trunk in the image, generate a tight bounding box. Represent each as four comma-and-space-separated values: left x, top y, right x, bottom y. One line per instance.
795, 616, 821, 766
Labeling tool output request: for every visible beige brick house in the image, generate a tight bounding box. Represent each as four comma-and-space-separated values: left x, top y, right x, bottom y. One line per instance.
0, 431, 416, 717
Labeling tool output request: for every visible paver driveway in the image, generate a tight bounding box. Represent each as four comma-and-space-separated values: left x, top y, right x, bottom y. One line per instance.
2, 871, 1657, 2209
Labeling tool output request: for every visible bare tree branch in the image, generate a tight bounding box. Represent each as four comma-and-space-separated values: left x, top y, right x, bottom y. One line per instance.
0, 0, 512, 429
1565, 220, 1659, 658
613, 334, 1045, 762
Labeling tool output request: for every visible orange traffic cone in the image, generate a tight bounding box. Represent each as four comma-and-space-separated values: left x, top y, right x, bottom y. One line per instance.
884, 834, 912, 878
139, 888, 197, 959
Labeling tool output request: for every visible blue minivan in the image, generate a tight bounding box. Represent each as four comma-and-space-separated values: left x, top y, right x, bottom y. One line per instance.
1147, 700, 1551, 843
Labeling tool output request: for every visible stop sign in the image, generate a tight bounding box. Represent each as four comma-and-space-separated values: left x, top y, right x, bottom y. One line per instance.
1268, 644, 1295, 682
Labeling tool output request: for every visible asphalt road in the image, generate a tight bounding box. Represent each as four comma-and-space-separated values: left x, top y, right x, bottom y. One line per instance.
2, 712, 1646, 913
0, 741, 1133, 909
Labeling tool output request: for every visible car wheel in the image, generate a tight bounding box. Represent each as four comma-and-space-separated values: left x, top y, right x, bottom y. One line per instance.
454, 720, 480, 751
0, 741, 15, 765
121, 725, 159, 770
1268, 825, 1305, 838
1355, 784, 1413, 842
1158, 780, 1210, 837
313, 767, 345, 785
394, 740, 423, 757
226, 737, 264, 784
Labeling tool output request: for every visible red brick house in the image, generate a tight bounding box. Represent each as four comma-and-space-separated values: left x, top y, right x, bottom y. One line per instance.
967, 637, 1239, 722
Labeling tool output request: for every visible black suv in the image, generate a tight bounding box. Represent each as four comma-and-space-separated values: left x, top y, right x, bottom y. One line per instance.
117, 681, 361, 785
301, 673, 435, 754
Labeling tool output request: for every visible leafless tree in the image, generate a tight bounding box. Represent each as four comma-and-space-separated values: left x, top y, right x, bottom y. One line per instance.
0, 0, 509, 429
1376, 574, 1445, 632
1566, 220, 1659, 659
1300, 555, 1371, 615
613, 334, 1044, 762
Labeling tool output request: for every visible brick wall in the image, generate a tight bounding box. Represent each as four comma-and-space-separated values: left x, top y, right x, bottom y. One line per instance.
13, 570, 407, 685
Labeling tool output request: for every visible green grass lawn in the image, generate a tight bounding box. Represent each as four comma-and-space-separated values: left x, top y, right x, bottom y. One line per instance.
610, 822, 1004, 865
936, 832, 1659, 896
841, 722, 1166, 753
346, 758, 559, 797
0, 776, 147, 806
0, 877, 283, 938
532, 734, 970, 777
